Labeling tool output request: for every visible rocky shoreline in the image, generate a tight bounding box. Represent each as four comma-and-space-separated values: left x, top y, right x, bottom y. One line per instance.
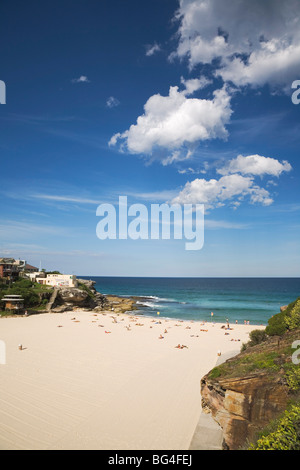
47, 278, 138, 315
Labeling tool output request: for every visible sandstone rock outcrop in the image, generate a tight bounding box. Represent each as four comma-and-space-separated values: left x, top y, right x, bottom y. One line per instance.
201, 370, 289, 449
50, 279, 136, 314
200, 329, 300, 449
280, 305, 288, 312
52, 287, 97, 311
104, 295, 136, 314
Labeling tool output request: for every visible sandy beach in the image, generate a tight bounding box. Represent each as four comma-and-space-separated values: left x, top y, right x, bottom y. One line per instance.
0, 310, 263, 450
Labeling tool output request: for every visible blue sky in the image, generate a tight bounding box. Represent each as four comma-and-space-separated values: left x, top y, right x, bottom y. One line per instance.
0, 0, 299, 276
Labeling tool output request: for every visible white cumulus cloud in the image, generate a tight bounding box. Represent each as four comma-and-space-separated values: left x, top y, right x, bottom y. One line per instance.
218, 154, 292, 177
109, 84, 232, 158
172, 0, 300, 91
172, 174, 274, 209
180, 75, 212, 95
171, 153, 292, 209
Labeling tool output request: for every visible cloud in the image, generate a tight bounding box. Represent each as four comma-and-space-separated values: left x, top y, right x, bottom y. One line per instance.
109, 84, 232, 159
218, 154, 292, 177
172, 174, 274, 209
172, 153, 292, 209
31, 194, 102, 204
71, 75, 90, 83
178, 167, 198, 175
205, 219, 250, 230
126, 189, 179, 202
106, 96, 120, 108
180, 75, 212, 95
217, 42, 300, 91
1, 246, 106, 258
0, 220, 71, 240
172, 0, 300, 91
145, 42, 161, 56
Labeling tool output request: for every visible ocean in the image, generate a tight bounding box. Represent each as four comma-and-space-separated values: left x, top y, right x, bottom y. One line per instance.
80, 277, 300, 326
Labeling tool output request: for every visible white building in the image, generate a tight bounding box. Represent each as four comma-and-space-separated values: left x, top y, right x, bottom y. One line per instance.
27, 271, 46, 282
36, 274, 78, 288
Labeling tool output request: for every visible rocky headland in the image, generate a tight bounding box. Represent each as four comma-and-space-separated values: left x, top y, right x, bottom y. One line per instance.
200, 296, 300, 450
48, 279, 137, 314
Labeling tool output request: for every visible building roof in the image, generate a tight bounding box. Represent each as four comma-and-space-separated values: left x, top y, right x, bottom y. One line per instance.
1, 295, 24, 302
0, 258, 16, 264
24, 263, 38, 270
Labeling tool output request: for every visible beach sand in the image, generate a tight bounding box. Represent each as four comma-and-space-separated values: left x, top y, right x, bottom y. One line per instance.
0, 311, 263, 450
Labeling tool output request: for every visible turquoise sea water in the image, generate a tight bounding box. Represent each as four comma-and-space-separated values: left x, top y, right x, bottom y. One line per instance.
80, 277, 300, 326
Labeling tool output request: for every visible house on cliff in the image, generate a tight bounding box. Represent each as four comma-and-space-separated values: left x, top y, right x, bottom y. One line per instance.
0, 258, 20, 280
36, 273, 78, 288
0, 258, 38, 280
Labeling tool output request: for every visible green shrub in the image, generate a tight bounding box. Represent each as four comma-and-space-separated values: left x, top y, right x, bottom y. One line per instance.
265, 298, 300, 336
249, 403, 300, 450
266, 312, 287, 336
0, 286, 40, 308
284, 298, 300, 330
13, 278, 33, 289
209, 367, 222, 379
285, 370, 300, 392
78, 282, 95, 299
248, 329, 267, 346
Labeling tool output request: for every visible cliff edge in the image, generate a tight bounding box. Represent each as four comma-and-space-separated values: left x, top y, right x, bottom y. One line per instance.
201, 297, 300, 450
